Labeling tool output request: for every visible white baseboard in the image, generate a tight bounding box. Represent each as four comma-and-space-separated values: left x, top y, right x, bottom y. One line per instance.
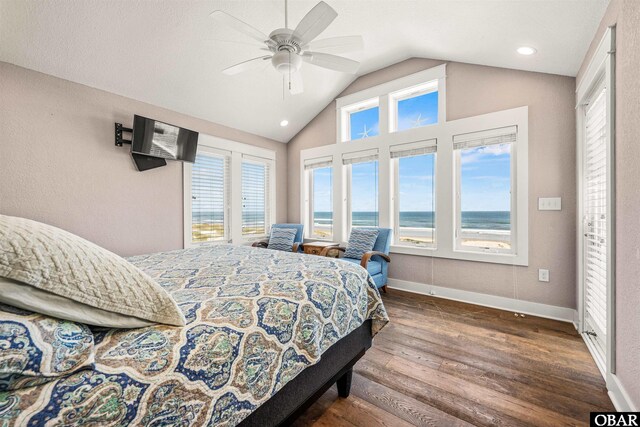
387, 278, 577, 323
607, 373, 638, 412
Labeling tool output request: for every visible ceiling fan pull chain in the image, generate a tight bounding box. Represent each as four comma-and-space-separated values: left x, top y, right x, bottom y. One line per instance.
288, 51, 292, 92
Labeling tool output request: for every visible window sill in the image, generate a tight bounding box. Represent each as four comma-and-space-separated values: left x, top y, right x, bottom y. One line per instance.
303, 237, 335, 243
186, 239, 230, 248
389, 244, 528, 266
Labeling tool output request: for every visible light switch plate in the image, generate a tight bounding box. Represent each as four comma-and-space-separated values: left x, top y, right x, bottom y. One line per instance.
538, 269, 550, 282
538, 197, 562, 211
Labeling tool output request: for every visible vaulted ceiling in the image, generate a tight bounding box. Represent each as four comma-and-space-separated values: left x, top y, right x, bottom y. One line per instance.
0, 0, 608, 142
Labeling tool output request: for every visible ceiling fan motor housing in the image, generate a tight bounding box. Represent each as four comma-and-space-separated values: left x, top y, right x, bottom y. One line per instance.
269, 28, 303, 74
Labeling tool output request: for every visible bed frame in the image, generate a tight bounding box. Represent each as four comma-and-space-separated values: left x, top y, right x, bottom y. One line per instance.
239, 319, 373, 426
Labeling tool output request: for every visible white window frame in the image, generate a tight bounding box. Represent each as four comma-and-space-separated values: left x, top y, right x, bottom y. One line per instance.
339, 98, 379, 143
389, 80, 439, 133
336, 64, 447, 145
302, 64, 529, 266
240, 154, 274, 240
303, 156, 335, 241
187, 146, 231, 244
453, 126, 518, 256
390, 139, 438, 249
184, 134, 276, 247
576, 27, 616, 383
343, 150, 380, 236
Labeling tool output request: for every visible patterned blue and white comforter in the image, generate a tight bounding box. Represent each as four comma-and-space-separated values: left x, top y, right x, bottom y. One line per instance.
1, 244, 388, 426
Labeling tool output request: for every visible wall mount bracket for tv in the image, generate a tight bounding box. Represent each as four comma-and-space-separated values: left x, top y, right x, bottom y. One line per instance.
114, 122, 167, 171
114, 123, 132, 146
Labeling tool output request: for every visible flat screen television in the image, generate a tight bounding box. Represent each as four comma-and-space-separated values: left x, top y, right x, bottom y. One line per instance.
131, 115, 198, 163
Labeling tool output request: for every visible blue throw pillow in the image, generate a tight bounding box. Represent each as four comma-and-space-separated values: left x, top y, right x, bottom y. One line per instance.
267, 227, 298, 251
344, 228, 379, 260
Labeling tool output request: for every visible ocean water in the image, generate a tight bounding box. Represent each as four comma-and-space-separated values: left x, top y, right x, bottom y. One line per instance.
193, 211, 511, 230
314, 211, 510, 230
193, 211, 264, 226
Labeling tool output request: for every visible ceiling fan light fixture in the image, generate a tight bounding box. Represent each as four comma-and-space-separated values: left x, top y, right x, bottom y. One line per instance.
271, 50, 302, 74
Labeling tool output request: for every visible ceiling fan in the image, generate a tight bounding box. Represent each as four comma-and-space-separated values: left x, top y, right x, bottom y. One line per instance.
211, 0, 363, 94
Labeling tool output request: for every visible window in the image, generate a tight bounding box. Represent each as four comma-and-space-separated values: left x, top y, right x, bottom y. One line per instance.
391, 140, 437, 247
575, 26, 615, 375
304, 156, 334, 239
305, 64, 529, 265
390, 80, 439, 132
344, 150, 379, 230
340, 99, 379, 142
190, 151, 229, 243
241, 157, 270, 237
184, 134, 276, 247
454, 126, 516, 253
350, 106, 379, 140
583, 86, 608, 361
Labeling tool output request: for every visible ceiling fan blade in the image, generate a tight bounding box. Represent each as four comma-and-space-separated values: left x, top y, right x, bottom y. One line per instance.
210, 10, 269, 45
305, 35, 364, 54
303, 52, 359, 74
293, 1, 338, 45
222, 55, 272, 75
287, 72, 304, 95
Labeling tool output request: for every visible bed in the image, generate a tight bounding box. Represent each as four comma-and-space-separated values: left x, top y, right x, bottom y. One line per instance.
1, 244, 388, 426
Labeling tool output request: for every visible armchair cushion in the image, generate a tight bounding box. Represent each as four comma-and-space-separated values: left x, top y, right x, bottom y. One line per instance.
343, 228, 379, 260
267, 227, 297, 251
341, 258, 382, 276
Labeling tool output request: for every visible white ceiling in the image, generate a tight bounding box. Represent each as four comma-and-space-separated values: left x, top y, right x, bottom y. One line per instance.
0, 0, 608, 142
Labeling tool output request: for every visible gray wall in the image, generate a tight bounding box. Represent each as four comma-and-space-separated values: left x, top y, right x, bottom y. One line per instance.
577, 0, 640, 409
287, 58, 577, 309
0, 62, 288, 257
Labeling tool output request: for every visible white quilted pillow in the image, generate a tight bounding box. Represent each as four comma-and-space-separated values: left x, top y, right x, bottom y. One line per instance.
0, 215, 185, 327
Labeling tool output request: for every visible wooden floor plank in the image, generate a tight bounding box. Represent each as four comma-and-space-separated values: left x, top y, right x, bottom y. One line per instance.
296, 291, 613, 426
325, 394, 416, 427
350, 372, 475, 427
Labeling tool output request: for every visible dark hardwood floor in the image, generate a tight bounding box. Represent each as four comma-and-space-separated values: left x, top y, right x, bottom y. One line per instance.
294, 289, 614, 427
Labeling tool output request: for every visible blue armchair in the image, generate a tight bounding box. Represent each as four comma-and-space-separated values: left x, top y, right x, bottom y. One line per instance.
252, 224, 305, 252
320, 228, 392, 292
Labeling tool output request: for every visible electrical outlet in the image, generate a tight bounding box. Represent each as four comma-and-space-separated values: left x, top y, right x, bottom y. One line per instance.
538, 269, 550, 282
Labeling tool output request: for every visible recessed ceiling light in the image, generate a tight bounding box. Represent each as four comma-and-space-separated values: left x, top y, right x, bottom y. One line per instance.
280, 120, 289, 127
517, 46, 537, 56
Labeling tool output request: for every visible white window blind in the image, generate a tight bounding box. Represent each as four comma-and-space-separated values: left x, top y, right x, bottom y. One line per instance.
584, 88, 608, 344
342, 149, 379, 165
304, 156, 333, 170
191, 152, 230, 243
390, 139, 437, 159
241, 158, 270, 236
453, 126, 517, 150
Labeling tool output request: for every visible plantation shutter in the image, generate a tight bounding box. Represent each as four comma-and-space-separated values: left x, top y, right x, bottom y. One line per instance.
390, 139, 437, 158
342, 149, 379, 165
453, 126, 517, 150
583, 88, 608, 348
191, 152, 230, 243
304, 156, 333, 170
241, 155, 270, 236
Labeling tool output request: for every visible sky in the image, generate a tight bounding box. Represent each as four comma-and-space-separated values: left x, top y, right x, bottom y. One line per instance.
460, 144, 511, 212
350, 107, 380, 140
